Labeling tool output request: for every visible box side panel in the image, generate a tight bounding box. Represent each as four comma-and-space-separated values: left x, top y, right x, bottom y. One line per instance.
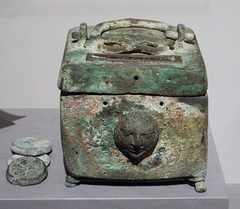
59, 61, 207, 96
60, 94, 208, 180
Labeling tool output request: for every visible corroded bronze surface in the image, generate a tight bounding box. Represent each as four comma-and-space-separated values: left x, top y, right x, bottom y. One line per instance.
7, 157, 47, 186
60, 95, 207, 180
114, 110, 160, 165
58, 18, 207, 96
58, 19, 208, 192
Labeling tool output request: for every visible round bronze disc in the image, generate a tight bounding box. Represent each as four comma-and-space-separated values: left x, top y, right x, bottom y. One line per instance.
7, 157, 48, 186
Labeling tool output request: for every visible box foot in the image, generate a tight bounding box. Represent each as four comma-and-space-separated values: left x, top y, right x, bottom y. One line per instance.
188, 177, 207, 193
65, 175, 80, 188
195, 180, 207, 193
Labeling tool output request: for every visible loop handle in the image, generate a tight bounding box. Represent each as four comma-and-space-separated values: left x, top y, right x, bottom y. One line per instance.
90, 18, 170, 38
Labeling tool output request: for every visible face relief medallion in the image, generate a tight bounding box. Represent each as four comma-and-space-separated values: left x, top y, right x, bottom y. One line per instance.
114, 110, 160, 165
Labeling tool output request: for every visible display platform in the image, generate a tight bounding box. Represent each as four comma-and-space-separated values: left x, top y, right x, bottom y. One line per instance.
0, 109, 229, 209
227, 184, 240, 209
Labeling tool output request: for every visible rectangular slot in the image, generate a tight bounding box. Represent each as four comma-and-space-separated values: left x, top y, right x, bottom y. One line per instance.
86, 53, 182, 63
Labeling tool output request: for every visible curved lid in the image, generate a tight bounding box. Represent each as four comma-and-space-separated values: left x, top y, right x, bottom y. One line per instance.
58, 18, 207, 96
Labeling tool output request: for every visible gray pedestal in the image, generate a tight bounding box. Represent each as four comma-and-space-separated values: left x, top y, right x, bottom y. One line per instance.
0, 109, 229, 209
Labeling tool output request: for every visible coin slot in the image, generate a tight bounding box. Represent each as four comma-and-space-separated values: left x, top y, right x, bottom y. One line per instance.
86, 53, 182, 63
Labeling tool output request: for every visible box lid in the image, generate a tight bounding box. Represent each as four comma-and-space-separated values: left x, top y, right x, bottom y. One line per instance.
58, 18, 207, 96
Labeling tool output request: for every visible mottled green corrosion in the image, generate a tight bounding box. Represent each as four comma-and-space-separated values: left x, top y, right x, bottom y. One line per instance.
59, 19, 208, 192
7, 157, 47, 186
58, 18, 207, 96
61, 95, 208, 180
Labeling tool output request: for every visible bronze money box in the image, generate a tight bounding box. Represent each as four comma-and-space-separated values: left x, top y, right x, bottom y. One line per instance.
58, 19, 208, 192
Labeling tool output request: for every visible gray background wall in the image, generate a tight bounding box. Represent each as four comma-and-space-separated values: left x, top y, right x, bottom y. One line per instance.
0, 0, 239, 184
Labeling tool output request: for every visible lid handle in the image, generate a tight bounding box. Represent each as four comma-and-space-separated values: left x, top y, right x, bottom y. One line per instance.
74, 19, 195, 45
90, 18, 170, 38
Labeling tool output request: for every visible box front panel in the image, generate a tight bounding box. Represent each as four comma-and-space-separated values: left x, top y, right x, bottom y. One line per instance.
60, 94, 207, 180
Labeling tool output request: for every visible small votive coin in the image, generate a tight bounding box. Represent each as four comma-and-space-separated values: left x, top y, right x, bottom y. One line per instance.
6, 156, 48, 186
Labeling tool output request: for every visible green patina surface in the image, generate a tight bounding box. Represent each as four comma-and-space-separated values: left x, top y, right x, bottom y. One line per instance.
7, 157, 48, 186
58, 19, 207, 96
59, 19, 208, 192
59, 60, 206, 96
61, 95, 208, 180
